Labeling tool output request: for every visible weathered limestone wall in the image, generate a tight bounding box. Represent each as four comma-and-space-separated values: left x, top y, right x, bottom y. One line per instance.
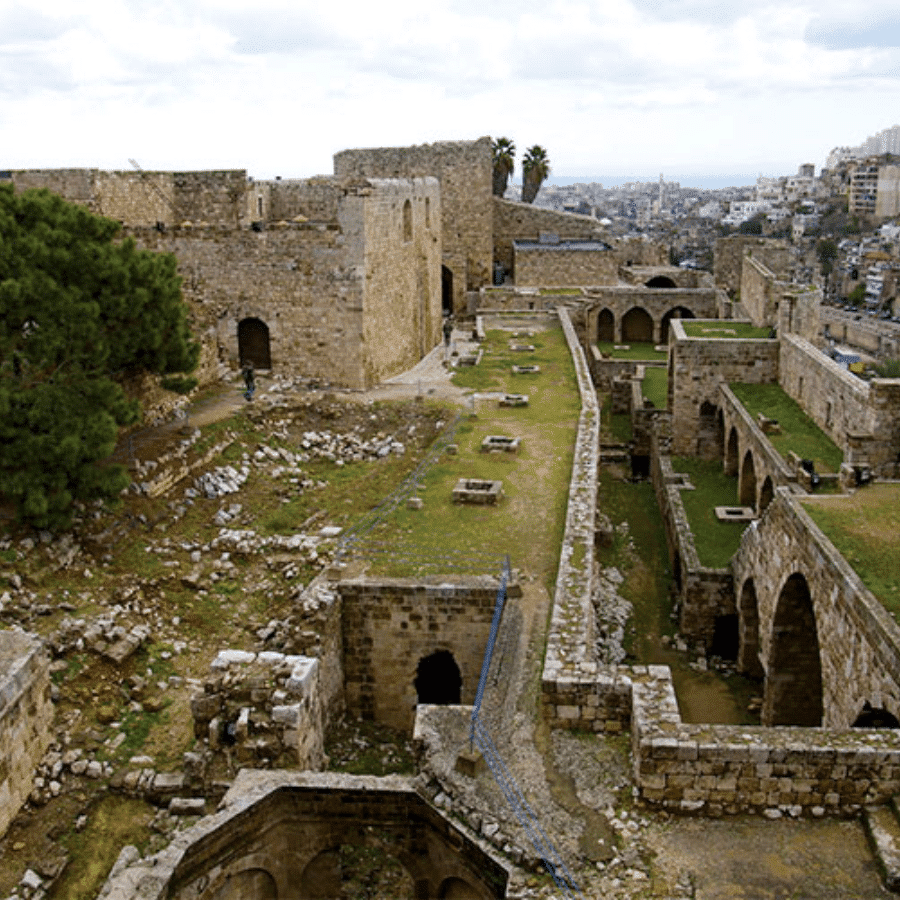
334, 138, 493, 311
714, 236, 791, 298
0, 632, 52, 838
541, 308, 607, 728
583, 287, 720, 345
779, 334, 900, 472
6, 168, 248, 228
740, 255, 783, 327
513, 244, 619, 286
669, 322, 780, 456
493, 199, 608, 276
340, 578, 513, 732
822, 309, 900, 358
632, 665, 900, 816
734, 488, 900, 729
650, 444, 734, 645
361, 177, 442, 384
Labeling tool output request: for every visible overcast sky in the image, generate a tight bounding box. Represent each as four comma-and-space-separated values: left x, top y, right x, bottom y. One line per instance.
2, 0, 899, 188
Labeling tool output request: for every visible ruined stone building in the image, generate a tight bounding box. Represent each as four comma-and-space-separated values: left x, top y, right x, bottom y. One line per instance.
7, 141, 900, 896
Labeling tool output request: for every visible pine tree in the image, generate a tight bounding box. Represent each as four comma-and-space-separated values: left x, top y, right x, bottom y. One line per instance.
0, 185, 199, 529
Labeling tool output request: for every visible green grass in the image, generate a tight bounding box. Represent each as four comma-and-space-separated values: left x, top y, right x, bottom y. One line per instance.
539, 287, 583, 295
803, 485, 900, 618
682, 321, 773, 339
729, 383, 843, 473
599, 392, 632, 442
641, 367, 668, 408
597, 341, 667, 361
672, 457, 747, 568
360, 326, 579, 589
596, 471, 675, 657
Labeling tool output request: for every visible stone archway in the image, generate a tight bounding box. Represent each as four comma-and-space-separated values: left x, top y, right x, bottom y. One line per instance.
300, 844, 415, 899
645, 275, 677, 288
737, 578, 763, 679
439, 876, 485, 898
853, 704, 900, 728
696, 401, 721, 460
238, 317, 271, 370
739, 450, 757, 508
415, 650, 462, 705
725, 427, 739, 477
597, 308, 614, 343
759, 476, 774, 513
621, 307, 653, 343
762, 573, 823, 726
660, 306, 695, 344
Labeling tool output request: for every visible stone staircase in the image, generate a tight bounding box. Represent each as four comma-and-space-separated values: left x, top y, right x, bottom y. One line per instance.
864, 799, 900, 891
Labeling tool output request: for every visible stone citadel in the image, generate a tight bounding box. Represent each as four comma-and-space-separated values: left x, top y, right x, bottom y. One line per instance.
3, 138, 900, 896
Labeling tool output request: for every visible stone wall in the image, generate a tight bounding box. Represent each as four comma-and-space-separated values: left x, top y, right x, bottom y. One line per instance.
512, 242, 619, 286
631, 664, 900, 816
334, 138, 493, 312
0, 632, 52, 838
669, 321, 780, 456
190, 650, 325, 769
7, 168, 249, 228
822, 309, 900, 358
541, 308, 604, 728
99, 771, 509, 900
778, 334, 900, 472
339, 577, 515, 732
492, 199, 608, 276
714, 236, 791, 298
740, 255, 783, 327
583, 287, 720, 345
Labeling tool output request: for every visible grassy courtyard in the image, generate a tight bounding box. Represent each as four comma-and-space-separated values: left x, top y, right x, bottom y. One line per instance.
803, 484, 900, 618
682, 321, 773, 340
729, 382, 844, 473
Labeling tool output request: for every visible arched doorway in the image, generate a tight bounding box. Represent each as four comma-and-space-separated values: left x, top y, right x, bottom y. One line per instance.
238, 317, 271, 370
660, 306, 695, 344
442, 266, 454, 316
439, 876, 484, 899
621, 307, 653, 343
415, 650, 462, 705
596, 308, 614, 343
853, 704, 900, 728
762, 573, 823, 726
739, 450, 757, 508
645, 275, 677, 288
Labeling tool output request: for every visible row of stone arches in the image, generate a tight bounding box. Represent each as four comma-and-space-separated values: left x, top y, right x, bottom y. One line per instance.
595, 305, 696, 345
732, 574, 898, 728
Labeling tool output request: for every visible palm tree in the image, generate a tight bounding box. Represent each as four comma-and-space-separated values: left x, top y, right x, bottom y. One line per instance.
492, 137, 516, 198
521, 145, 550, 204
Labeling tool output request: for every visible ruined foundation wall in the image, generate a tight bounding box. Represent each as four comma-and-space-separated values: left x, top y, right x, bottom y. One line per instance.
779, 334, 900, 471
340, 578, 508, 732
669, 324, 780, 456
0, 632, 52, 838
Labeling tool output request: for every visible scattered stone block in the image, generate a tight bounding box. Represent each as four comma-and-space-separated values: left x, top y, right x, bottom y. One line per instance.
480, 435, 520, 454
455, 749, 485, 777
511, 364, 540, 374
499, 394, 529, 407
407, 497, 424, 510
714, 506, 756, 522
451, 479, 504, 505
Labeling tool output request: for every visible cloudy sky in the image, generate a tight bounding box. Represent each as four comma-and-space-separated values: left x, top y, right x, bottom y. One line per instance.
2, 0, 899, 188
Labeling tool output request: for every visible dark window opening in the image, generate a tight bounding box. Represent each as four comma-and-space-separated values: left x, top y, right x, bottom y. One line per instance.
415, 650, 462, 705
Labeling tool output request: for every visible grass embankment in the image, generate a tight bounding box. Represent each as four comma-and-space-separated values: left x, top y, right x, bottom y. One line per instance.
682, 322, 773, 339
366, 326, 580, 593
597, 341, 666, 361
729, 383, 843, 473
803, 484, 900, 619
672, 457, 747, 568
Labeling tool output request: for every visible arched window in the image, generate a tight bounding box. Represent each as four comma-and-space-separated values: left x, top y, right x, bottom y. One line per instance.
403, 199, 412, 242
